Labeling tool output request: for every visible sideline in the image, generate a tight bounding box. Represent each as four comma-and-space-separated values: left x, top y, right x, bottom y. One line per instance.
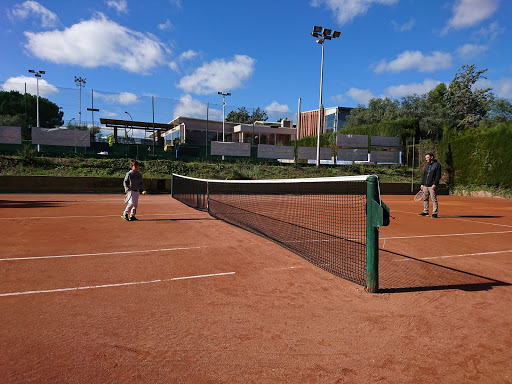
0, 212, 205, 220
0, 246, 204, 262
0, 272, 236, 297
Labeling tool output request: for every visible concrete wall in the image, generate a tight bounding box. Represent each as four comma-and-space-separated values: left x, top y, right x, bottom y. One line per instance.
0, 176, 171, 194
0, 176, 447, 196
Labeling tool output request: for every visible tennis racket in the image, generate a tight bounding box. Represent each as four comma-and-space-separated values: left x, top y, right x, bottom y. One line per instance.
124, 191, 131, 204
414, 190, 423, 202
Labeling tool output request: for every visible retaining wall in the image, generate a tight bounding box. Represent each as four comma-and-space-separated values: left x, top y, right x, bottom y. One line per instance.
0, 176, 447, 195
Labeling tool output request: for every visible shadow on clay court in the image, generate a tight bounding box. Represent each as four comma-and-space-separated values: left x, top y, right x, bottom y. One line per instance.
140, 217, 215, 222
0, 200, 63, 209
378, 249, 510, 293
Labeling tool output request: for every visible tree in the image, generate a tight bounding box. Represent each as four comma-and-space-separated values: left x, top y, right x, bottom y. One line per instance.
444, 64, 492, 130
67, 123, 101, 142
484, 97, 512, 123
226, 106, 268, 124
0, 90, 64, 139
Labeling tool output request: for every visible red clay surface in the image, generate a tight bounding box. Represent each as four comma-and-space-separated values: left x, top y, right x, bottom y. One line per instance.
1, 193, 511, 383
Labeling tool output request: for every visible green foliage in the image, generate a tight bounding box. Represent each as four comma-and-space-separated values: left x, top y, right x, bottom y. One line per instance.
67, 123, 101, 141
443, 123, 512, 188
444, 65, 492, 130
226, 107, 268, 124
15, 144, 38, 163
0, 91, 63, 136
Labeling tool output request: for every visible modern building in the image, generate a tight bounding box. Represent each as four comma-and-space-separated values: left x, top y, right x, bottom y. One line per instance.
298, 106, 352, 139
163, 116, 297, 146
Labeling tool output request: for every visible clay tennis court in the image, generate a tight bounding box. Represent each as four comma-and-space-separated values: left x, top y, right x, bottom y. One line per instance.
1, 193, 511, 383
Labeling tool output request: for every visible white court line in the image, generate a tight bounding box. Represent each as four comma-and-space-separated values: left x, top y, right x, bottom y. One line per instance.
0, 272, 236, 297
0, 247, 204, 262
392, 250, 512, 262
392, 209, 512, 228
379, 230, 512, 240
0, 212, 205, 220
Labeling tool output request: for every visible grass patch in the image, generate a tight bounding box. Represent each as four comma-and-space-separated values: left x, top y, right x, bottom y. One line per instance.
1, 154, 424, 183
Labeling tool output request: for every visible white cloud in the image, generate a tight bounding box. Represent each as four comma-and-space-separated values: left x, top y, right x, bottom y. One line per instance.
106, 0, 128, 14
173, 94, 222, 119
457, 43, 488, 59
180, 50, 198, 60
10, 1, 58, 28
310, 0, 398, 25
2, 75, 59, 97
264, 101, 291, 121
374, 50, 452, 73
23, 13, 168, 74
96, 92, 140, 105
476, 21, 504, 41
177, 55, 255, 95
445, 0, 500, 31
332, 94, 346, 104
169, 50, 198, 72
264, 101, 290, 114
477, 78, 512, 99
392, 18, 415, 32
169, 0, 183, 9
384, 79, 442, 98
100, 110, 118, 118
345, 88, 375, 105
158, 19, 173, 31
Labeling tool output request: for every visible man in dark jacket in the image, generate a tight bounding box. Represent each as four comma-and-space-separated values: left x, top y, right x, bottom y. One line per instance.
418, 153, 441, 218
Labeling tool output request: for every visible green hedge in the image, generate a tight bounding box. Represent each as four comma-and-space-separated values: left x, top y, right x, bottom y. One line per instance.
441, 123, 512, 188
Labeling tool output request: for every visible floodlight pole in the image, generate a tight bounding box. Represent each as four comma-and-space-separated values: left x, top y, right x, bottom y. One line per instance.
74, 76, 86, 125
28, 69, 45, 152
218, 91, 231, 142
125, 111, 133, 138
28, 70, 45, 128
311, 26, 340, 167
316, 41, 325, 167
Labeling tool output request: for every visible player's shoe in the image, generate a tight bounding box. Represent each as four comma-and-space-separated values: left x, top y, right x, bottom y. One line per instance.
431, 213, 438, 218
129, 216, 139, 221
121, 213, 129, 221
418, 212, 429, 216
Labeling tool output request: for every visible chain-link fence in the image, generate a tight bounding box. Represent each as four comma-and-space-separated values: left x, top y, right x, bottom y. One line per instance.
0, 80, 298, 138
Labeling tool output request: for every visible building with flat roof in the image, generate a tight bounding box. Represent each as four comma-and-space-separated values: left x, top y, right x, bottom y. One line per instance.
298, 106, 352, 139
163, 116, 296, 146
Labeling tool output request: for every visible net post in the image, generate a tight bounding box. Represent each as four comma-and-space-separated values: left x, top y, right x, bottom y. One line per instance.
171, 174, 174, 197
366, 175, 379, 293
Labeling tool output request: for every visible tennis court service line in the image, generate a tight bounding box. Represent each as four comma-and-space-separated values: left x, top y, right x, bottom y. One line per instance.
392, 249, 512, 262
0, 272, 236, 297
379, 230, 512, 240
0, 246, 204, 262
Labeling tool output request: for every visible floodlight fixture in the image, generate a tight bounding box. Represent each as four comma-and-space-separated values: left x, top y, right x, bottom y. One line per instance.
218, 91, 231, 144
309, 26, 341, 167
28, 69, 45, 130
74, 76, 86, 125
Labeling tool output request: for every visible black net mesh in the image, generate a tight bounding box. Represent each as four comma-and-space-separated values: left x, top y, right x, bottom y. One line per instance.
172, 175, 368, 286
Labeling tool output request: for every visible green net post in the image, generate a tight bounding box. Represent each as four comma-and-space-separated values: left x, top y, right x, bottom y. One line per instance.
171, 174, 174, 197
366, 175, 379, 293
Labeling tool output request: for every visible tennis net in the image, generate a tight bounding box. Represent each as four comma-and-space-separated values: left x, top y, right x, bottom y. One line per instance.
172, 174, 385, 288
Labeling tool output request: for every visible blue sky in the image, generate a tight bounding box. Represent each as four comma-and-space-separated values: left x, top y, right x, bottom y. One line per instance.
1, 0, 511, 126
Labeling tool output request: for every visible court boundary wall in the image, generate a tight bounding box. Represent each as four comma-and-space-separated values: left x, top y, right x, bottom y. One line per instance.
0, 175, 448, 195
